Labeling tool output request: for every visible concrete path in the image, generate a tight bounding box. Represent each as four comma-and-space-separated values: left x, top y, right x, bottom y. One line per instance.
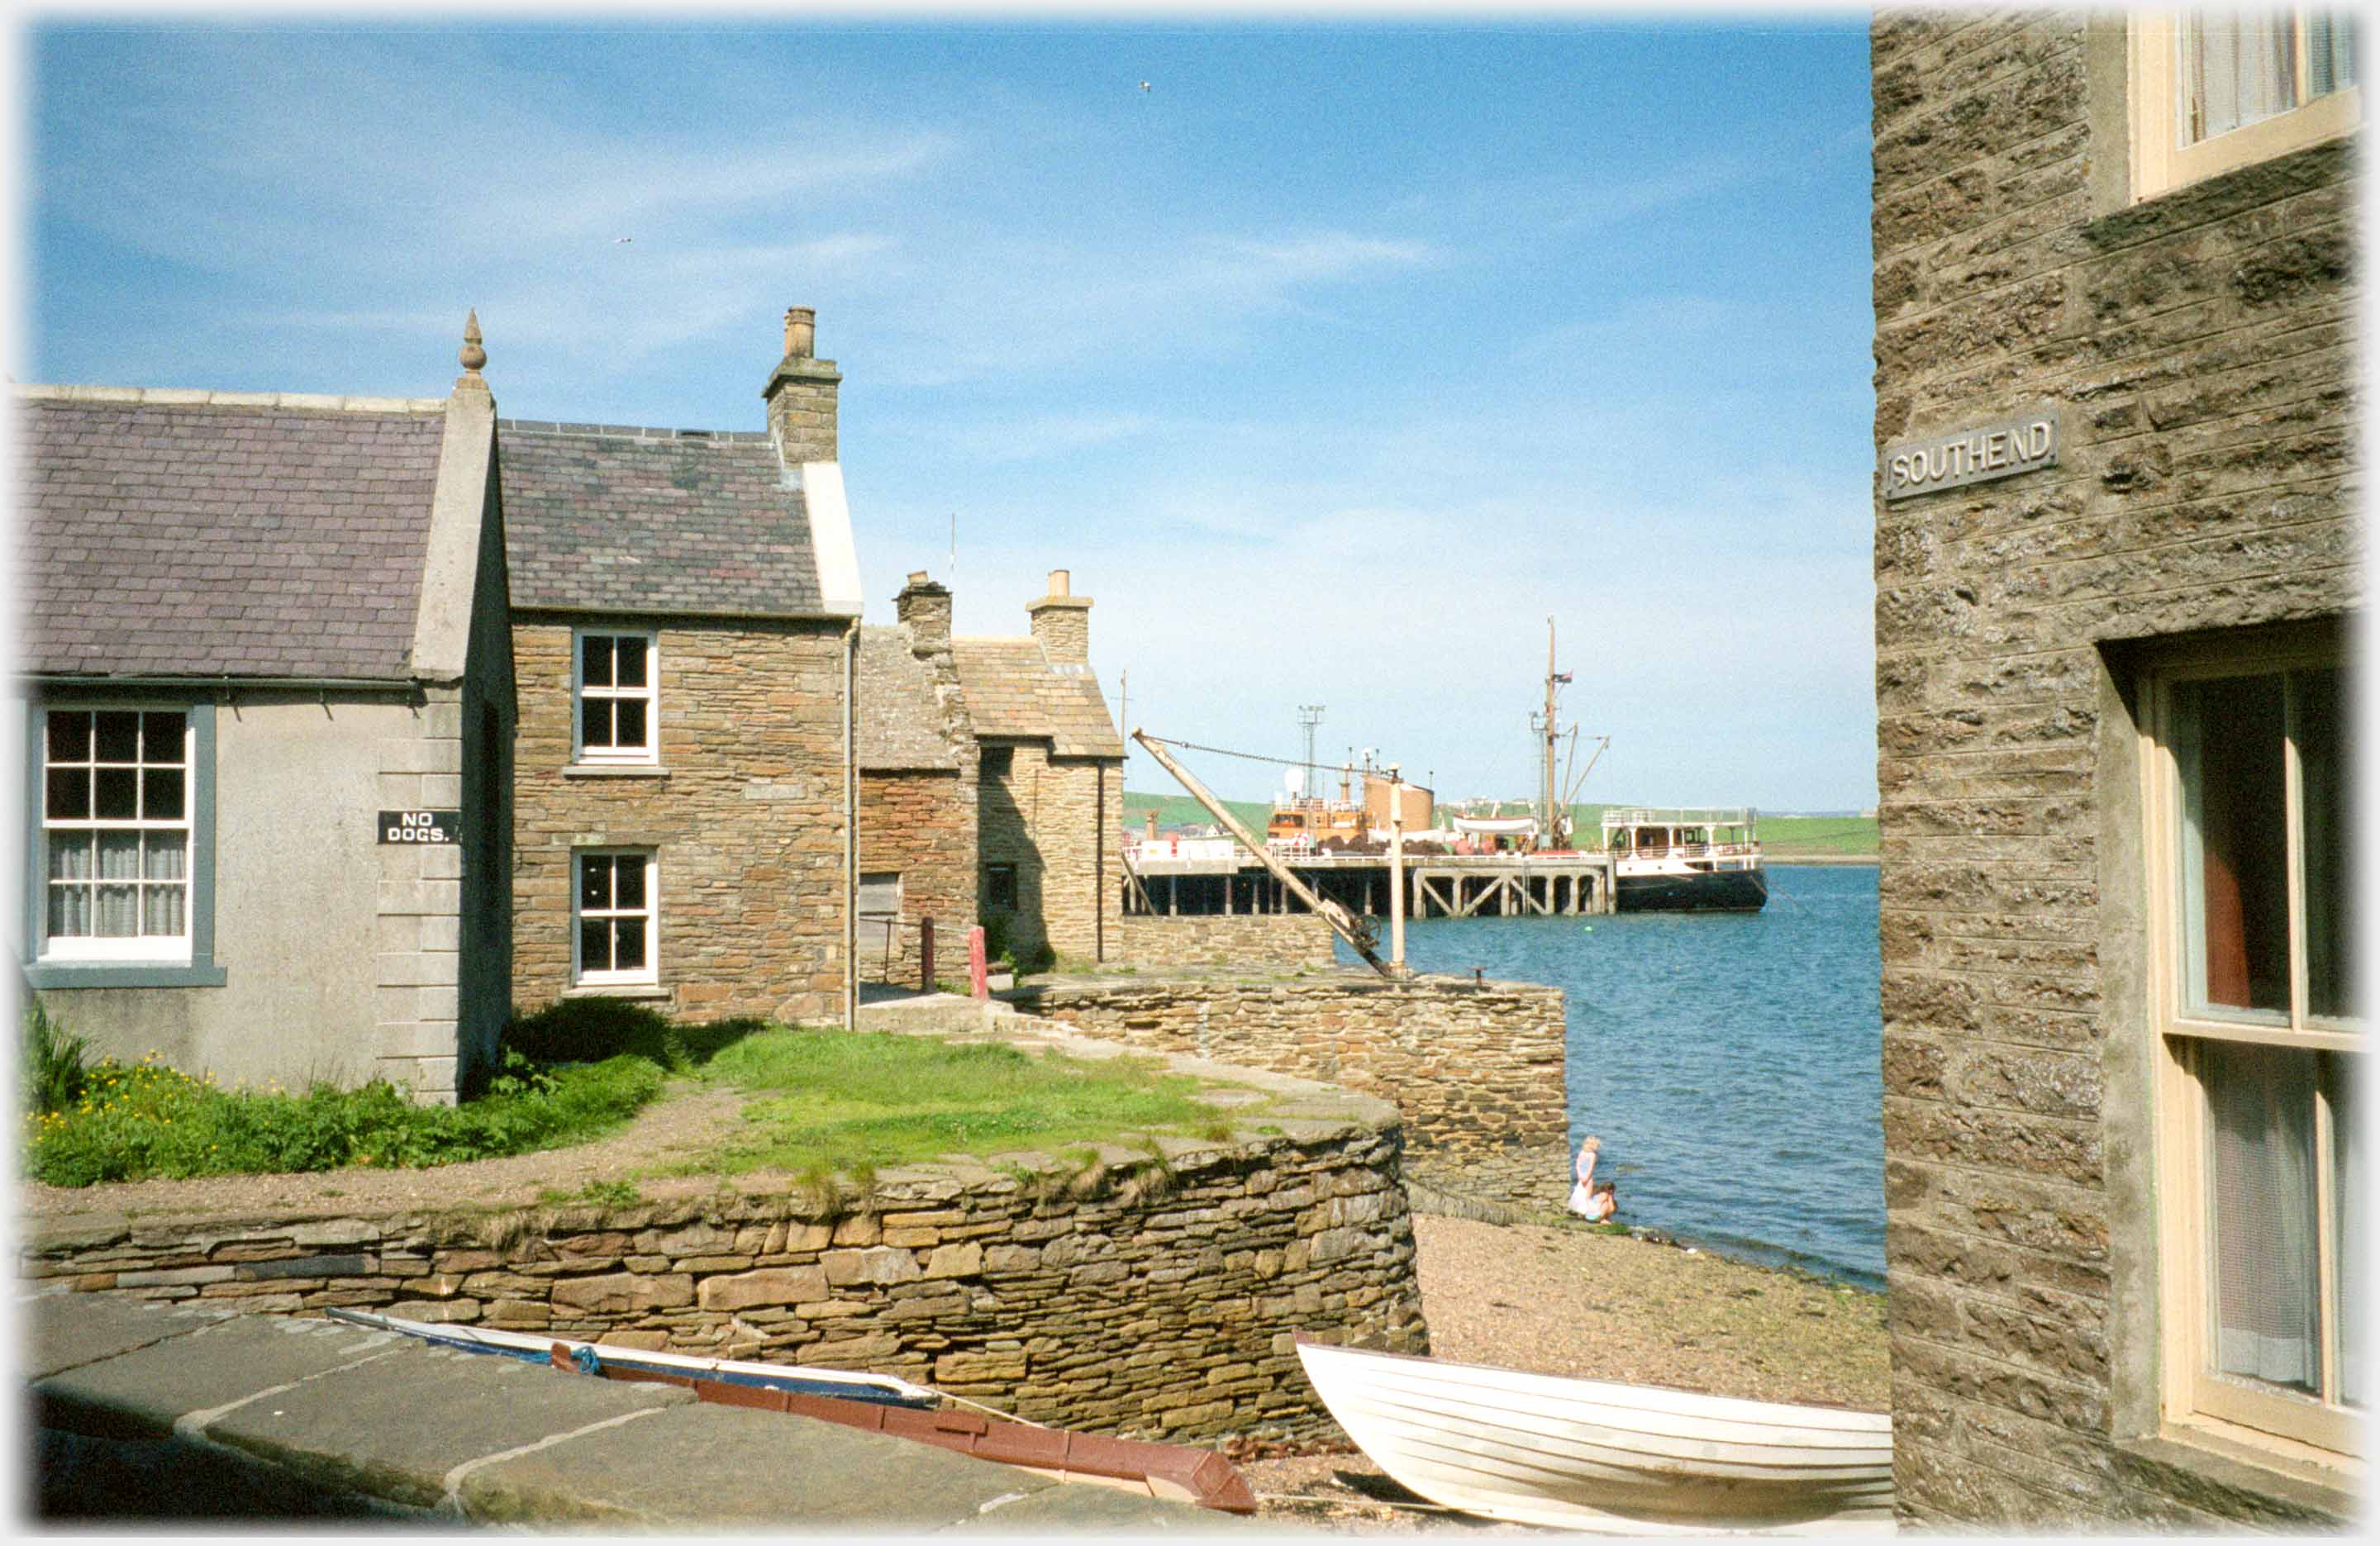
24, 1291, 1266, 1530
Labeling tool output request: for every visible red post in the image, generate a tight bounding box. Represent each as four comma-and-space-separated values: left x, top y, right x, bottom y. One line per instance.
968, 925, 988, 1000
919, 916, 935, 993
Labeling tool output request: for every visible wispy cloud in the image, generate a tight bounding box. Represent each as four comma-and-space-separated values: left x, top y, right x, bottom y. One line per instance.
933, 410, 1161, 464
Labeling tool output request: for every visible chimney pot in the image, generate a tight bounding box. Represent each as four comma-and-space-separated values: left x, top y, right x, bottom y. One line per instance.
907, 569, 930, 585
784, 307, 816, 359
1048, 568, 1070, 597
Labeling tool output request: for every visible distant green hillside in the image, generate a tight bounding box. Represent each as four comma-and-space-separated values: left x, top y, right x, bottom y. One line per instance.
1123, 790, 1878, 858
1121, 790, 1276, 835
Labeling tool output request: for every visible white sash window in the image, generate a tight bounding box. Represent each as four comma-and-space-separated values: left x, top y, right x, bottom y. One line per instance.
2149, 649, 2360, 1463
41, 708, 192, 962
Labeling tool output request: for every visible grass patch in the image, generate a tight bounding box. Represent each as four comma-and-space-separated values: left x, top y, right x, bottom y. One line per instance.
689, 1026, 1258, 1177
22, 1048, 668, 1188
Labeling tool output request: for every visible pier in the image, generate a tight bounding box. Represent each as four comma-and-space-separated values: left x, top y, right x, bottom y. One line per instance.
1123, 849, 1616, 919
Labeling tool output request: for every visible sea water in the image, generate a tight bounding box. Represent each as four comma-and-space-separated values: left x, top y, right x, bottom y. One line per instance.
1347, 863, 1886, 1290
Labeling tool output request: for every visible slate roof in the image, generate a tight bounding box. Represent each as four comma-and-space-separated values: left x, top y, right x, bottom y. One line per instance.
950, 637, 1126, 759
16, 392, 446, 681
498, 422, 827, 616
858, 625, 959, 771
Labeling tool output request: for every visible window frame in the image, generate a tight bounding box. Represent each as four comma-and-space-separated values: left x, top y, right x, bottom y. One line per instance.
572, 628, 659, 767
571, 848, 659, 989
2130, 10, 2361, 202
2141, 639, 2362, 1466
38, 706, 195, 963
20, 694, 225, 988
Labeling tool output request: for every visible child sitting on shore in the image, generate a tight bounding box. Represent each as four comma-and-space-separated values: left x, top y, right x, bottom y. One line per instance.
1567, 1135, 1601, 1217
1579, 1180, 1618, 1224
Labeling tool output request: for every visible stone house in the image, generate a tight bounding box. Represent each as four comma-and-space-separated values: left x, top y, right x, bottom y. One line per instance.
14, 323, 517, 1103
952, 572, 1126, 967
1870, 10, 2357, 1528
501, 309, 864, 1024
854, 573, 978, 982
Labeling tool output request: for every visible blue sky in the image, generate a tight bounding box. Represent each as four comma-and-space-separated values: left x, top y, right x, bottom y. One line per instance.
21, 10, 1879, 811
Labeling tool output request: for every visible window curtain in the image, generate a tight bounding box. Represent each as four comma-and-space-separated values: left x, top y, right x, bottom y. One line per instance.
2335, 1057, 2362, 1408
2306, 12, 2358, 97
2185, 11, 2300, 144
2206, 1039, 2322, 1393
95, 831, 141, 937
143, 834, 188, 936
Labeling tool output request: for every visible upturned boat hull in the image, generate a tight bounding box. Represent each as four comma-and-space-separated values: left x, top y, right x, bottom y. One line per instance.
1295, 1337, 1892, 1535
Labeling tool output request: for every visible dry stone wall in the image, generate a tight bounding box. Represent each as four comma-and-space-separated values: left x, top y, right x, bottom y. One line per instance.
1111, 913, 1338, 970
511, 616, 850, 1023
20, 1067, 1421, 1441
1009, 973, 1567, 1162
1871, 9, 2357, 1529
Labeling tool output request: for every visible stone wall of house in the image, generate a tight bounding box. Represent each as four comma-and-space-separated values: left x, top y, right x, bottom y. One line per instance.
1111, 914, 1340, 970
978, 744, 1119, 965
1871, 10, 2357, 1529
1009, 974, 1567, 1160
858, 768, 976, 981
512, 616, 850, 1023
19, 1109, 1423, 1441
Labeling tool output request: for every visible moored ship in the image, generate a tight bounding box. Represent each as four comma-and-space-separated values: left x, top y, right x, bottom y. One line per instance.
1603, 806, 1768, 912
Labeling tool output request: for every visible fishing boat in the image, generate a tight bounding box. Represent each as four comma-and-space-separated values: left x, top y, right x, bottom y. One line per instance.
1603, 806, 1768, 912
328, 1310, 1256, 1514
1293, 1337, 1892, 1534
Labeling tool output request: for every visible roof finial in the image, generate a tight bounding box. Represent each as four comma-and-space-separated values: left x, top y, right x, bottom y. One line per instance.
456, 309, 488, 391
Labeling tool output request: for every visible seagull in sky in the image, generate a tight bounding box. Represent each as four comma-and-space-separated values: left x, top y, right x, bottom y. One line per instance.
614, 236, 633, 245
1139, 80, 1150, 92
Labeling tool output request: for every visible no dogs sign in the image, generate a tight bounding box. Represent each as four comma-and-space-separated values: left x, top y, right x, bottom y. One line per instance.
378, 810, 460, 844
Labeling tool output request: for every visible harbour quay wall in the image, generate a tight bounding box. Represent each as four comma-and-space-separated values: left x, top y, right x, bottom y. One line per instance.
1008, 972, 1568, 1163
17, 1087, 1422, 1443
1111, 912, 1339, 970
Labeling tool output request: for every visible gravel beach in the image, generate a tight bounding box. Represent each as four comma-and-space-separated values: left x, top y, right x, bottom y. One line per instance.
1240, 1210, 1890, 1531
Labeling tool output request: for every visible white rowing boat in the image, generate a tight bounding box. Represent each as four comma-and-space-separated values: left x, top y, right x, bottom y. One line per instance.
1294, 1336, 1894, 1535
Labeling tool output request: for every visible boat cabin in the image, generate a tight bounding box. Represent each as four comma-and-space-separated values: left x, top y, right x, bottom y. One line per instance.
1601, 807, 1760, 863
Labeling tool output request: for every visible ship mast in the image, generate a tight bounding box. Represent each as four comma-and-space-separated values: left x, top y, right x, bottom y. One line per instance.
1535, 617, 1573, 852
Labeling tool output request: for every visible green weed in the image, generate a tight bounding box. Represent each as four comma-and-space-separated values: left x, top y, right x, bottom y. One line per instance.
25, 1050, 664, 1188
21, 1000, 88, 1115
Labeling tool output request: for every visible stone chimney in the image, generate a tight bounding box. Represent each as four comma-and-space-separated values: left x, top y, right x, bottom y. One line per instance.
896, 569, 952, 650
1026, 568, 1092, 666
762, 305, 840, 464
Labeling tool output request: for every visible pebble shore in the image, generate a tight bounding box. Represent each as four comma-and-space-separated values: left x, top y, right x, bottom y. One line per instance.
1242, 1209, 1890, 1531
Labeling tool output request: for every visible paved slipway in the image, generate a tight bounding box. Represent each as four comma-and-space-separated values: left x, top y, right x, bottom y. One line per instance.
23, 1291, 1255, 1530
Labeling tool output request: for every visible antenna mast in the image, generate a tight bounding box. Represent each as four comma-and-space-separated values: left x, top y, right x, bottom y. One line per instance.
1297, 705, 1325, 800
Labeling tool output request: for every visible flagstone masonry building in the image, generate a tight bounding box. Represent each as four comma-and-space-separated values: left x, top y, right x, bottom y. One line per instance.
952, 572, 1127, 967
501, 310, 864, 1023
854, 567, 1128, 977
854, 574, 979, 979
1870, 9, 2358, 1528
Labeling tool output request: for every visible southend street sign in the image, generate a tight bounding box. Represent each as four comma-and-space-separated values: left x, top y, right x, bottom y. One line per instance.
1883, 408, 2059, 501
378, 810, 460, 844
